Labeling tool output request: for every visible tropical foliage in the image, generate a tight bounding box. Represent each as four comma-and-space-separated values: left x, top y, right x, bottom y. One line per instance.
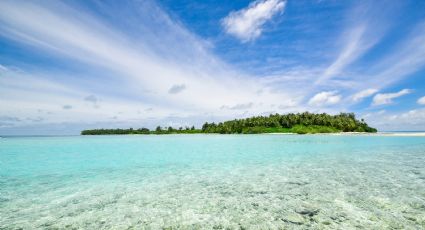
81, 112, 377, 135
201, 112, 376, 134
81, 126, 200, 135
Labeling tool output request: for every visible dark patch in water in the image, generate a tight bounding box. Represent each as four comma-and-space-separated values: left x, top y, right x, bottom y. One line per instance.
296, 208, 319, 217
287, 181, 309, 186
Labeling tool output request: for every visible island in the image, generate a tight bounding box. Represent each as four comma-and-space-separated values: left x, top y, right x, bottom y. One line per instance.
81, 112, 377, 135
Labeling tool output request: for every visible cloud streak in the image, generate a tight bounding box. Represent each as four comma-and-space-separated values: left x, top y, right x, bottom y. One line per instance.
319, 25, 369, 83
372, 89, 411, 106
0, 0, 424, 134
417, 96, 425, 105
351, 89, 378, 102
308, 91, 341, 107
316, 1, 395, 85
0, 0, 298, 130
221, 0, 286, 42
362, 109, 425, 131
365, 22, 425, 89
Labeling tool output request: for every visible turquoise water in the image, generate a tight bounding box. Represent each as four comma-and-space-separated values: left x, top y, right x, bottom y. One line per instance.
1, 135, 424, 229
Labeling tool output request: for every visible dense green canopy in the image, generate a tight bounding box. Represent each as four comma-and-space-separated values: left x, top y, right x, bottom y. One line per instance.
81, 112, 377, 135
201, 112, 376, 134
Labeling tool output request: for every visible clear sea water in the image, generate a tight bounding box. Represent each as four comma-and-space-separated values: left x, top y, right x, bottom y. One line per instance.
0, 134, 424, 229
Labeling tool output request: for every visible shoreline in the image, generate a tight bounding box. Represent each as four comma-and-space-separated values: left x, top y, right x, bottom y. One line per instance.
80, 132, 425, 137
264, 132, 425, 136
6, 132, 425, 138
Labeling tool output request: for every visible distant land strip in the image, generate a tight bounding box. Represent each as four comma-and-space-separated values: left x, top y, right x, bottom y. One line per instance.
81, 112, 377, 135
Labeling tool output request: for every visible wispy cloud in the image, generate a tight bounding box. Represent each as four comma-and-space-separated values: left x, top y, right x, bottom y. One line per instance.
221, 0, 286, 42
318, 25, 369, 83
1, 0, 424, 134
0, 0, 297, 130
362, 108, 425, 131
365, 22, 425, 89
0, 116, 21, 122
316, 1, 394, 85
351, 88, 378, 102
417, 96, 425, 105
372, 89, 411, 106
0, 64, 7, 71
308, 91, 341, 107
323, 21, 425, 93
0, 67, 174, 128
221, 102, 254, 110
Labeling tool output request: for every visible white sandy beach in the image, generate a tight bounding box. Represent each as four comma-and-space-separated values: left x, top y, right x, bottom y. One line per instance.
265, 132, 425, 136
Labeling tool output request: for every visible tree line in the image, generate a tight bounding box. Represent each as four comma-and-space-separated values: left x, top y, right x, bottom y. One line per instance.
81, 126, 200, 135
81, 112, 377, 135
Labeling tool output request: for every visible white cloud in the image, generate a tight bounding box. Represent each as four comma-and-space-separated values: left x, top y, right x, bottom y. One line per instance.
316, 2, 393, 85
308, 91, 341, 107
0, 64, 7, 71
0, 2, 292, 107
1, 1, 423, 134
0, 67, 176, 128
221, 102, 254, 110
351, 88, 378, 102
319, 25, 368, 83
362, 109, 425, 131
318, 21, 425, 103
418, 96, 425, 105
0, 1, 302, 132
372, 89, 411, 106
221, 0, 286, 42
358, 22, 425, 90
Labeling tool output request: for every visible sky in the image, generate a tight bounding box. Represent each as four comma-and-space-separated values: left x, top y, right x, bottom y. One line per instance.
0, 0, 425, 135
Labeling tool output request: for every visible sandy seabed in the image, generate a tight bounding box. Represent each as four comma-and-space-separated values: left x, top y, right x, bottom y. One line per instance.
1, 135, 424, 229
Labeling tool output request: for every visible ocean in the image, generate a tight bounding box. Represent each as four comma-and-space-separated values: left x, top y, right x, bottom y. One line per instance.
1, 134, 424, 229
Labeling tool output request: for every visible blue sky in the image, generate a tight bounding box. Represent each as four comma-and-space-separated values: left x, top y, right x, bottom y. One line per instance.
0, 0, 425, 134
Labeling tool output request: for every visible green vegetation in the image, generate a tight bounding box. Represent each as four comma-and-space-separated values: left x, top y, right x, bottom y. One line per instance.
200, 112, 376, 134
81, 126, 201, 135
81, 112, 377, 135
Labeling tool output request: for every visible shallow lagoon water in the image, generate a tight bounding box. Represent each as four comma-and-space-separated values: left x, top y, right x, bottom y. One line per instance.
1, 135, 424, 229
